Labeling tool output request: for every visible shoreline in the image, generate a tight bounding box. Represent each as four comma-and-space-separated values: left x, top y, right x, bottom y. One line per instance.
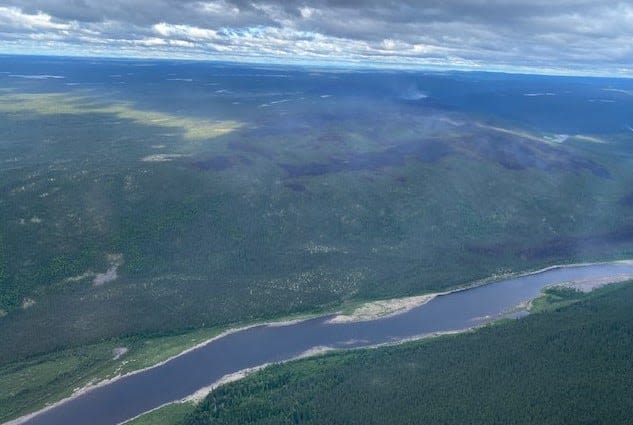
547, 274, 633, 293
122, 330, 481, 425
6, 258, 633, 425
3, 320, 318, 425
326, 294, 437, 324
125, 327, 488, 425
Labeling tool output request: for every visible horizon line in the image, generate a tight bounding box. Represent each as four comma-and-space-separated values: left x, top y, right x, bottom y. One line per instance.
1, 50, 631, 80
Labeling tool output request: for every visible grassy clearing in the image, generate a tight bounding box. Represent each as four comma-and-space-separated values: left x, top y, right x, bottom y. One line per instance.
0, 327, 223, 422
0, 304, 329, 423
529, 277, 631, 314
529, 287, 587, 313
0, 92, 241, 141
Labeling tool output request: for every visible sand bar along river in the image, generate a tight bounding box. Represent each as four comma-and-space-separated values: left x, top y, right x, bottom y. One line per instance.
9, 261, 633, 425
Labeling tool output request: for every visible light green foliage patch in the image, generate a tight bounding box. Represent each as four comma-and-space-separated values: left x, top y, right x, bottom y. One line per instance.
0, 327, 222, 422
0, 91, 241, 141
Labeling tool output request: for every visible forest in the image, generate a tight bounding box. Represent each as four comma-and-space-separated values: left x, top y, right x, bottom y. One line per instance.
183, 283, 633, 424
3, 58, 633, 422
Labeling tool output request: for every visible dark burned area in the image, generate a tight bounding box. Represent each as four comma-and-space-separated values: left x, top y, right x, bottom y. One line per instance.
213, 124, 610, 181
456, 131, 610, 177
192, 155, 253, 171
279, 140, 452, 177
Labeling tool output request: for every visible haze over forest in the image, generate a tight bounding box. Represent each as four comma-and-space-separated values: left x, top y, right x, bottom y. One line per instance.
1, 1, 633, 425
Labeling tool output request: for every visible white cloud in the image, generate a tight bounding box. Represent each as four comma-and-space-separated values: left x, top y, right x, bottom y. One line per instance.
136, 37, 167, 46
0, 6, 73, 31
0, 1, 631, 75
153, 22, 218, 40
198, 1, 240, 16
299, 7, 316, 19
169, 39, 194, 47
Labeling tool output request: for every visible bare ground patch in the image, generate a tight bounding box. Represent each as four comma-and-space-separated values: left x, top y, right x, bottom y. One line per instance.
93, 254, 124, 286
327, 294, 436, 324
141, 154, 188, 162
551, 274, 633, 293
112, 347, 129, 360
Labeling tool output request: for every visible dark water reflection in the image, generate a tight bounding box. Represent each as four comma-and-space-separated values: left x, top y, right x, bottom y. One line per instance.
20, 262, 633, 425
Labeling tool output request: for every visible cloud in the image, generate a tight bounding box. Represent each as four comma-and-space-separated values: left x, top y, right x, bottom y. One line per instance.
0, 6, 73, 31
0, 1, 631, 75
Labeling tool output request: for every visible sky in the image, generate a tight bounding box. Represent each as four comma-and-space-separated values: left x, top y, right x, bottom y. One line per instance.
0, 1, 632, 75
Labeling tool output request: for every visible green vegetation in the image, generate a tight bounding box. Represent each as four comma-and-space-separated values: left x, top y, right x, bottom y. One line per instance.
3, 75, 633, 422
3, 93, 633, 365
183, 281, 633, 425
529, 286, 587, 313
0, 92, 240, 141
0, 327, 222, 422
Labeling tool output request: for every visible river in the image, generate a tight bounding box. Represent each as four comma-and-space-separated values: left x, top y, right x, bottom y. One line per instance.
11, 261, 633, 425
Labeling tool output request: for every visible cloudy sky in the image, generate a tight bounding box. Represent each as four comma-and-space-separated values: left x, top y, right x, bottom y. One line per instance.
0, 0, 632, 75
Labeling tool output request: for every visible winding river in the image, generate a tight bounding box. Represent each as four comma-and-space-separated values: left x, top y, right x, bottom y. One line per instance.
12, 261, 633, 425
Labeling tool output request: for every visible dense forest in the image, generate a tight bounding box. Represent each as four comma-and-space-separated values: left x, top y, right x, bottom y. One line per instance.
183, 283, 633, 425
4, 63, 633, 367
3, 58, 633, 423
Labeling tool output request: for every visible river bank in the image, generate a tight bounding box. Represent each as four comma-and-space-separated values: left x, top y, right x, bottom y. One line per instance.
6, 259, 633, 425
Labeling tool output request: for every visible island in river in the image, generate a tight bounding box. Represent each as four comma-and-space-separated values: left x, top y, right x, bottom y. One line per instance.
8, 261, 633, 425
2, 56, 633, 424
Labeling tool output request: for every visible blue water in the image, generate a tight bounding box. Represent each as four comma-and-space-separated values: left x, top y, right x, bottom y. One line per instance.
3, 55, 633, 424
17, 262, 633, 425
